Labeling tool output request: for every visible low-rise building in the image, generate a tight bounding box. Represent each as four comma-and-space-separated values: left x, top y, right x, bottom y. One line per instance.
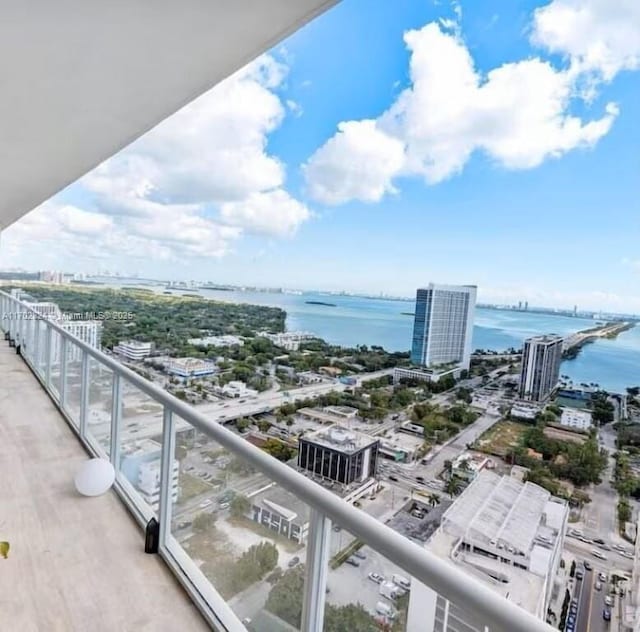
168, 357, 216, 378
297, 371, 324, 385
220, 380, 258, 398
510, 402, 541, 421
323, 405, 358, 419
298, 425, 379, 487
248, 485, 310, 544
393, 365, 461, 386
257, 331, 315, 351
407, 471, 568, 632
187, 335, 244, 347
559, 408, 592, 431
120, 440, 179, 512
114, 340, 153, 361
451, 451, 490, 483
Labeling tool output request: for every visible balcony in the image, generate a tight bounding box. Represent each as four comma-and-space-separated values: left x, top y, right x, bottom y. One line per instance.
0, 290, 555, 632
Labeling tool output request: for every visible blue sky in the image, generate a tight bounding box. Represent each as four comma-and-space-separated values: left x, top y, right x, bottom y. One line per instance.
2, 0, 639, 312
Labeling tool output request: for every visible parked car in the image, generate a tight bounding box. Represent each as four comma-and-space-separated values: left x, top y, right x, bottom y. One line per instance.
392, 574, 411, 591
416, 476, 425, 483
368, 572, 384, 584
591, 549, 607, 561
576, 569, 584, 580
593, 537, 605, 545
411, 510, 425, 519
605, 595, 614, 607
621, 551, 634, 559
584, 560, 594, 570
598, 543, 611, 551
389, 475, 398, 482
598, 572, 607, 582
567, 615, 576, 626
353, 550, 366, 560
603, 608, 611, 621
333, 525, 341, 532
595, 581, 602, 591
345, 557, 360, 567
288, 556, 300, 568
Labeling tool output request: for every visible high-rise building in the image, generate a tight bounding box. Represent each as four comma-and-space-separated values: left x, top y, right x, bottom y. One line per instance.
410, 284, 477, 371
519, 335, 563, 402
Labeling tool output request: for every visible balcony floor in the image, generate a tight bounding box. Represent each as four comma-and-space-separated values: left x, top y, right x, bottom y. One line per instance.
0, 342, 209, 631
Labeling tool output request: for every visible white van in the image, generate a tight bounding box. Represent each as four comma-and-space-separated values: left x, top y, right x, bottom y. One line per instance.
392, 574, 411, 591
376, 601, 397, 619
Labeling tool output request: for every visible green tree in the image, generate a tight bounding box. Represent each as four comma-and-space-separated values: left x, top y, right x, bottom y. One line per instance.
428, 493, 441, 508
445, 476, 463, 498
193, 512, 216, 532
230, 494, 251, 519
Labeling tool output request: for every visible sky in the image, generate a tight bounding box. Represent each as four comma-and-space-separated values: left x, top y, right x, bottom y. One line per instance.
1, 0, 639, 312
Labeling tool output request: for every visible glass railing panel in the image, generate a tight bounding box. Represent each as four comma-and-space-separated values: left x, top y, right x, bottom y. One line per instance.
117, 378, 165, 516
165, 420, 307, 630
85, 358, 114, 457
62, 340, 83, 427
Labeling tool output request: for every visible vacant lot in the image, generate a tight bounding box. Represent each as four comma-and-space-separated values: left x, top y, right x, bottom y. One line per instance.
474, 420, 529, 456
177, 472, 214, 503
544, 426, 588, 445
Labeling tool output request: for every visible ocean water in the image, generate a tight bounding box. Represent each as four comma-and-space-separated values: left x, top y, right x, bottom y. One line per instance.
116, 283, 640, 393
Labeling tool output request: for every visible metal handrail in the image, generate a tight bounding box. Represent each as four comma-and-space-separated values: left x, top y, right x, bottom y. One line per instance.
0, 289, 556, 632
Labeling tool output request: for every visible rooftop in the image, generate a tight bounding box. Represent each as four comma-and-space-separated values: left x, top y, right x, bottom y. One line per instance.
0, 343, 205, 630
525, 334, 564, 344
250, 484, 311, 524
301, 424, 378, 454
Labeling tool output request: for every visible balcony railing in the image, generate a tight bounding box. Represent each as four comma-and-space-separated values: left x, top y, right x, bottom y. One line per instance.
0, 289, 555, 632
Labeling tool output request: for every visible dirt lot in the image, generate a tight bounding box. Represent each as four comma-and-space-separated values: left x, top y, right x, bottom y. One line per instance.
474, 420, 529, 456
544, 425, 587, 444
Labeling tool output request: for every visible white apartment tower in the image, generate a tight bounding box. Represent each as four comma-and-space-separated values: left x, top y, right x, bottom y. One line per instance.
410, 284, 477, 371
519, 335, 563, 402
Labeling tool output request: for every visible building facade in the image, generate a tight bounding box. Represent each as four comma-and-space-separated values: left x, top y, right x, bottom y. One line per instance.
410, 284, 477, 371
298, 426, 379, 487
63, 320, 102, 360
114, 340, 153, 360
559, 408, 592, 431
519, 335, 563, 402
167, 357, 216, 378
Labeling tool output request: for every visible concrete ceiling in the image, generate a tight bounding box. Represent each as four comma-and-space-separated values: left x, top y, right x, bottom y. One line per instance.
0, 0, 337, 230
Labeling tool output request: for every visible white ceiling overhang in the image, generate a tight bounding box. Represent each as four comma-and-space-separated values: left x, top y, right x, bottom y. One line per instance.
0, 0, 338, 230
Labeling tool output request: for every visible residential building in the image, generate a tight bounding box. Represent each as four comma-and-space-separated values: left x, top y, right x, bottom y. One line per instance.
407, 471, 568, 632
410, 284, 477, 371
187, 335, 244, 347
298, 425, 379, 486
248, 485, 310, 544
168, 357, 216, 378
510, 402, 541, 421
519, 335, 563, 402
257, 331, 315, 351
62, 320, 102, 361
25, 301, 61, 320
559, 408, 592, 431
114, 340, 153, 360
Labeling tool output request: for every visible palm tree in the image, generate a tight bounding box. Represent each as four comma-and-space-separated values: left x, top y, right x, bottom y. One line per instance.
445, 476, 463, 498
428, 493, 441, 508
458, 459, 471, 472
443, 459, 453, 478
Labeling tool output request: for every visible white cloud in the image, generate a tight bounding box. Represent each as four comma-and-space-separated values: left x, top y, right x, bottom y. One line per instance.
304, 17, 623, 205
5, 53, 310, 268
303, 120, 405, 205
220, 189, 310, 237
531, 0, 640, 81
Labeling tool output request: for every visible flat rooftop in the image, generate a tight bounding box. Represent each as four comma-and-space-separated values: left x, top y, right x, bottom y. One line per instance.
301, 424, 378, 454
0, 342, 206, 631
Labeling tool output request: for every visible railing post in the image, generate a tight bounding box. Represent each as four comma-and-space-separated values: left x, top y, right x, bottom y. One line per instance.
44, 323, 52, 385
60, 336, 68, 407
79, 351, 90, 437
33, 318, 40, 371
110, 374, 122, 468
301, 510, 331, 632
158, 406, 176, 545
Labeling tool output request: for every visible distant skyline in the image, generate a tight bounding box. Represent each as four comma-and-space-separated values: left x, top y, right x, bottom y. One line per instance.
1, 0, 639, 312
